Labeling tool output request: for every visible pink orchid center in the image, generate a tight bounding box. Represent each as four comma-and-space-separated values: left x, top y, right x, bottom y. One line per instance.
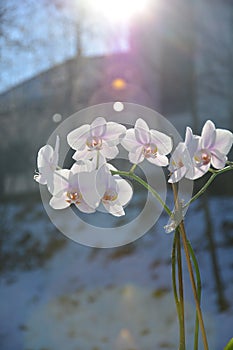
102, 189, 118, 202
66, 191, 82, 204
194, 149, 211, 166
86, 136, 102, 150
143, 143, 158, 159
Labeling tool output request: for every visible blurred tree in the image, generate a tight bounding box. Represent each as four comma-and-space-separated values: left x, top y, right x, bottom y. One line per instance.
195, 0, 233, 124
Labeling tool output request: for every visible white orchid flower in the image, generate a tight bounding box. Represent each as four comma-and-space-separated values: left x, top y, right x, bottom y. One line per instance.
34, 136, 60, 193
67, 117, 126, 167
168, 127, 199, 183
121, 118, 172, 166
169, 121, 233, 182
191, 120, 233, 179
97, 164, 133, 217
49, 166, 101, 213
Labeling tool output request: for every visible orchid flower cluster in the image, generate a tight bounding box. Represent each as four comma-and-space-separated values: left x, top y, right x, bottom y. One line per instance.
34, 116, 233, 350
34, 117, 233, 218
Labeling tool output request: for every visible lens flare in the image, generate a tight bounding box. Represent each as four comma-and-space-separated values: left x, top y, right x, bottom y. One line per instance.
88, 0, 149, 23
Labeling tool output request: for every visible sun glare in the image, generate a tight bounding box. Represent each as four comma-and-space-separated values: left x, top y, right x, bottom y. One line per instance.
89, 0, 149, 23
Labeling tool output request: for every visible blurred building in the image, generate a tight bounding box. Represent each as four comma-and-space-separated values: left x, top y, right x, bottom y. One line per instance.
0, 0, 232, 197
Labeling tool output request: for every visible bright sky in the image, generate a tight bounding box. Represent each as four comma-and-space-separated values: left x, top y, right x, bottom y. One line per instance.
0, 0, 150, 94
87, 0, 149, 23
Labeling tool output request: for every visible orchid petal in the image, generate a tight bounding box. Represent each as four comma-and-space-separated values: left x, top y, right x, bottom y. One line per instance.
37, 145, 54, 170
75, 201, 96, 213
34, 173, 47, 185
103, 122, 126, 146
121, 129, 139, 152
168, 143, 186, 170
128, 146, 144, 164
67, 124, 90, 150
186, 163, 210, 180
53, 135, 60, 165
102, 201, 125, 217
72, 147, 92, 162
147, 154, 168, 166
90, 117, 107, 137
71, 160, 95, 173
51, 169, 69, 196
96, 165, 111, 195
214, 129, 233, 155
211, 150, 227, 169
115, 178, 133, 206
49, 195, 70, 209
135, 118, 150, 144
185, 127, 200, 156
150, 130, 172, 155
78, 171, 102, 208
201, 120, 216, 149
101, 144, 119, 159
168, 166, 187, 183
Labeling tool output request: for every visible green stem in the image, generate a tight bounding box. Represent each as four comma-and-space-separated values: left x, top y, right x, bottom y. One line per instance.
187, 241, 201, 350
172, 231, 186, 350
111, 170, 172, 216
172, 233, 179, 310
172, 184, 186, 349
177, 230, 186, 349
172, 183, 208, 350
129, 163, 137, 173
179, 222, 209, 350
185, 165, 233, 208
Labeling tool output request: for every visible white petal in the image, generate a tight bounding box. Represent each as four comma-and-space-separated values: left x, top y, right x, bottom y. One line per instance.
49, 195, 70, 209
128, 146, 144, 164
101, 144, 119, 159
150, 130, 172, 155
147, 154, 168, 166
211, 150, 227, 169
72, 147, 93, 162
78, 171, 102, 208
169, 142, 186, 171
71, 160, 95, 173
214, 129, 233, 155
102, 201, 125, 217
168, 166, 187, 183
115, 178, 133, 206
52, 169, 69, 195
37, 145, 54, 169
90, 117, 107, 137
67, 124, 90, 150
185, 127, 200, 156
55, 135, 60, 154
34, 173, 47, 185
96, 165, 110, 195
186, 163, 210, 180
201, 120, 216, 149
103, 122, 126, 146
53, 135, 60, 165
135, 118, 150, 144
121, 129, 139, 152
76, 201, 96, 213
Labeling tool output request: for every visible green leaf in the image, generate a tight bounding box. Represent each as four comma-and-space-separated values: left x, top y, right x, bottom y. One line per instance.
225, 338, 233, 350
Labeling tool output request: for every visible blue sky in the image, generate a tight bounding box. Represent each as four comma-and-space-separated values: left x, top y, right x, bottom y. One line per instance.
0, 0, 129, 94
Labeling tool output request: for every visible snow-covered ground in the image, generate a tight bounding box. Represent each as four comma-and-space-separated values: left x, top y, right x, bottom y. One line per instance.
0, 192, 233, 350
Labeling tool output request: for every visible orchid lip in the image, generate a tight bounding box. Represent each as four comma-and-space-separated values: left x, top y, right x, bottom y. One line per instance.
194, 149, 211, 166
143, 143, 158, 158
86, 136, 103, 150
66, 191, 83, 204
102, 189, 118, 202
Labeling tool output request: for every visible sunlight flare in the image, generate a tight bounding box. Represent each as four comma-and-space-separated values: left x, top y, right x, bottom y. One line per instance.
87, 0, 149, 23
